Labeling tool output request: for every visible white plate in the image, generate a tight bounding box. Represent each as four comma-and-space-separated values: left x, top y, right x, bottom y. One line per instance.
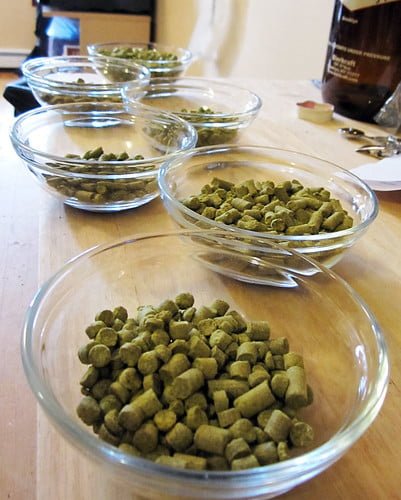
351, 156, 401, 191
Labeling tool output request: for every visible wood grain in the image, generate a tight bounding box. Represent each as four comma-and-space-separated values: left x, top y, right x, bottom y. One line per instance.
0, 72, 38, 500
1, 76, 400, 499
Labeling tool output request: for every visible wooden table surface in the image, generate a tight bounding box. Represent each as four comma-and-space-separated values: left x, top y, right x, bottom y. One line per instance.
1, 75, 400, 500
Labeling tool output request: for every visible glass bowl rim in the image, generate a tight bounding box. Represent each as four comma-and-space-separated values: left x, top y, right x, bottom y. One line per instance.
158, 144, 379, 242
21, 228, 389, 486
22, 55, 151, 92
9, 101, 198, 177
87, 41, 193, 65
122, 76, 263, 122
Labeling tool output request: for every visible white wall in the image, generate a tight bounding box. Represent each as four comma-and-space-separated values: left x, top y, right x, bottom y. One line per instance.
156, 0, 335, 80
0, 0, 334, 79
0, 0, 36, 66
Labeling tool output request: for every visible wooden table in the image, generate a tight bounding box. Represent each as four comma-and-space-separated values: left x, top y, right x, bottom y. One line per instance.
1, 77, 400, 500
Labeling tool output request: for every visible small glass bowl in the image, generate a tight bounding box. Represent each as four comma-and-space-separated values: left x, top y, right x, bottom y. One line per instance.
21, 230, 388, 499
158, 145, 378, 268
122, 77, 262, 147
87, 42, 193, 81
10, 101, 197, 212
22, 55, 151, 106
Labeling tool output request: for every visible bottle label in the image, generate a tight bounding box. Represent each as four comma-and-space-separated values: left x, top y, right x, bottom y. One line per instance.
341, 0, 400, 10
327, 43, 391, 83
326, 0, 401, 85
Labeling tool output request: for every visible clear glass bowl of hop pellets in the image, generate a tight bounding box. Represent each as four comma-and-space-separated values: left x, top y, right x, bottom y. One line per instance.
158, 145, 378, 269
22, 55, 151, 106
87, 41, 193, 82
10, 101, 197, 212
22, 230, 389, 499
122, 77, 262, 147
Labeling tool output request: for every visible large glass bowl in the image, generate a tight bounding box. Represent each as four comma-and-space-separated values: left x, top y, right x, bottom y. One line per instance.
122, 77, 262, 147
87, 42, 193, 81
10, 101, 197, 212
22, 55, 151, 106
22, 230, 388, 499
158, 145, 378, 268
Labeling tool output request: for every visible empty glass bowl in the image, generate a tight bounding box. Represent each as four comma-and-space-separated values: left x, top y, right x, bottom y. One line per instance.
22, 55, 151, 106
87, 42, 193, 81
10, 101, 197, 212
122, 77, 262, 147
21, 230, 388, 499
158, 145, 378, 268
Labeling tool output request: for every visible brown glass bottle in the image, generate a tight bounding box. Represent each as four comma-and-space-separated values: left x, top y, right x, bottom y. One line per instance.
321, 0, 401, 123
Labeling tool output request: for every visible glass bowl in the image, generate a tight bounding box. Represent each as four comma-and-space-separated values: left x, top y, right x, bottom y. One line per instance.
21, 230, 388, 499
122, 77, 262, 147
87, 42, 193, 81
22, 55, 151, 106
10, 101, 197, 212
158, 145, 378, 268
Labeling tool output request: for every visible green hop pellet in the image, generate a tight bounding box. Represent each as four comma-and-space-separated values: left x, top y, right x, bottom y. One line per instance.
78, 341, 99, 364
277, 441, 290, 461
98, 423, 121, 446
113, 306, 128, 322
104, 408, 123, 436
88, 344, 111, 368
118, 403, 145, 432
79, 366, 99, 388
234, 381, 276, 418
118, 367, 142, 392
154, 409, 177, 432
289, 421, 314, 447
138, 351, 159, 375
194, 424, 231, 456
225, 437, 252, 463
229, 418, 257, 443
285, 365, 309, 408
171, 368, 205, 400
264, 409, 292, 442
253, 441, 278, 465
172, 453, 207, 470
185, 405, 209, 430
207, 456, 229, 471
77, 396, 101, 425
85, 321, 106, 339
95, 310, 114, 326
175, 292, 195, 309
119, 343, 142, 367
95, 327, 118, 347
133, 421, 159, 453
217, 408, 241, 428
165, 422, 193, 452
231, 454, 259, 470
99, 394, 122, 415
91, 379, 112, 400
132, 388, 163, 418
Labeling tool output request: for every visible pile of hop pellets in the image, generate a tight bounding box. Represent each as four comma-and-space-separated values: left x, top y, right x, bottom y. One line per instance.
46, 148, 157, 204
178, 107, 238, 147
98, 47, 181, 79
182, 177, 354, 235
77, 293, 314, 471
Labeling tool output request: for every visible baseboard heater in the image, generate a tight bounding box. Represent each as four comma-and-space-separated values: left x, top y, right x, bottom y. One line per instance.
0, 49, 30, 69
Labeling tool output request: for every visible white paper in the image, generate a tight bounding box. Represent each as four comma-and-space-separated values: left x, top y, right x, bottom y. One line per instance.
351, 155, 401, 191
